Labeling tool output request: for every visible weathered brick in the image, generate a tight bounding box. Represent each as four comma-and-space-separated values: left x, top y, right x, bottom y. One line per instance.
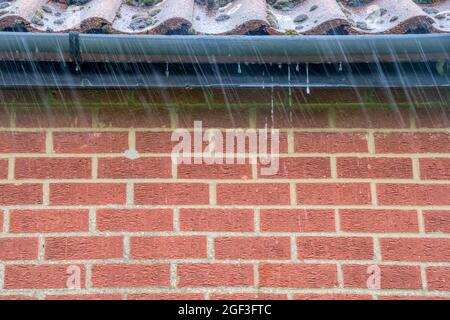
50, 183, 126, 205
177, 264, 253, 287
53, 132, 128, 153
96, 209, 173, 232
214, 237, 291, 260
377, 184, 450, 205
375, 133, 450, 153
259, 157, 331, 179
180, 209, 254, 232
337, 157, 413, 179
381, 238, 450, 262
297, 183, 371, 205
217, 183, 290, 205
0, 132, 45, 153
15, 158, 91, 179
260, 209, 336, 232
131, 236, 207, 259
295, 133, 368, 153
0, 237, 39, 260
98, 157, 172, 179
135, 183, 209, 205
423, 211, 450, 234
298, 237, 374, 260
0, 184, 42, 205
420, 158, 450, 180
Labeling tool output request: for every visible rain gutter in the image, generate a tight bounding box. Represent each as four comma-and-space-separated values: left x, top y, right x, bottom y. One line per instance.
0, 32, 449, 64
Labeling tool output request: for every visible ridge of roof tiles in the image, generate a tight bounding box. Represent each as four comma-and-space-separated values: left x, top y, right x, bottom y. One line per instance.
0, 0, 449, 35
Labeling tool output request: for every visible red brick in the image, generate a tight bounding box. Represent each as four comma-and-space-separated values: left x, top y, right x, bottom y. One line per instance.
91, 264, 170, 288
335, 107, 410, 128
0, 295, 37, 300
46, 294, 123, 300
217, 183, 290, 205
178, 164, 252, 180
131, 236, 207, 259
0, 184, 42, 205
10, 209, 89, 233
45, 236, 123, 260
214, 237, 291, 260
177, 264, 253, 287
98, 108, 170, 128
259, 157, 331, 179
256, 107, 329, 129
343, 265, 422, 289
178, 107, 250, 128
98, 157, 171, 179
415, 108, 450, 128
298, 237, 374, 260
297, 183, 371, 205
260, 209, 335, 232
375, 133, 450, 153
0, 159, 8, 179
96, 209, 173, 232
379, 295, 450, 300
135, 183, 209, 205
136, 132, 174, 153
15, 109, 92, 128
381, 238, 450, 262
427, 267, 450, 291
0, 237, 38, 260
128, 293, 204, 300
420, 158, 450, 180
259, 263, 338, 288
424, 211, 450, 234
0, 210, 3, 231
293, 293, 372, 300
377, 184, 450, 205
340, 209, 419, 233
50, 183, 126, 205
0, 132, 45, 153
53, 132, 128, 153
15, 158, 91, 179
180, 209, 254, 232
294, 133, 368, 153
337, 157, 413, 179
4, 264, 85, 289
210, 293, 287, 300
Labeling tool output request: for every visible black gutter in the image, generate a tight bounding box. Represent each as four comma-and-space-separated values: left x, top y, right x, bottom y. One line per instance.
0, 32, 449, 64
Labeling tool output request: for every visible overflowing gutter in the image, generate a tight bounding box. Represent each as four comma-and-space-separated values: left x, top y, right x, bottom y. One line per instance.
0, 32, 449, 88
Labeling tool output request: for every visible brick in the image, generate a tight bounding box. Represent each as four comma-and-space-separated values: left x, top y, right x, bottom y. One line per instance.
256, 107, 329, 129
178, 164, 252, 180
10, 209, 89, 233
217, 183, 290, 205
98, 108, 171, 128
343, 265, 422, 289
131, 236, 207, 259
381, 238, 450, 262
293, 294, 372, 300
15, 108, 92, 128
45, 236, 123, 260
335, 107, 410, 128
420, 158, 450, 180
178, 107, 250, 128
180, 209, 254, 232
259, 157, 331, 179
0, 132, 45, 153
0, 237, 38, 260
427, 267, 450, 291
46, 294, 123, 300
136, 132, 175, 153
259, 263, 338, 288
297, 183, 371, 205
96, 209, 173, 232
379, 295, 450, 300
0, 210, 3, 231
50, 183, 126, 205
0, 295, 36, 300
294, 133, 368, 153
0, 159, 8, 179
375, 133, 450, 153
210, 293, 287, 300
298, 237, 374, 260
15, 158, 91, 179
91, 264, 170, 288
4, 265, 85, 289
214, 237, 291, 260
135, 183, 209, 205
260, 209, 335, 232
0, 184, 42, 205
53, 132, 128, 153
414, 107, 450, 128
424, 211, 450, 234
98, 157, 171, 179
377, 184, 450, 205
177, 264, 253, 287
128, 293, 204, 300
0, 108, 12, 127
337, 157, 413, 179
340, 209, 419, 233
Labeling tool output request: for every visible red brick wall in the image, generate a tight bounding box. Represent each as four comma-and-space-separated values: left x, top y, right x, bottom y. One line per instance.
0, 103, 449, 300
